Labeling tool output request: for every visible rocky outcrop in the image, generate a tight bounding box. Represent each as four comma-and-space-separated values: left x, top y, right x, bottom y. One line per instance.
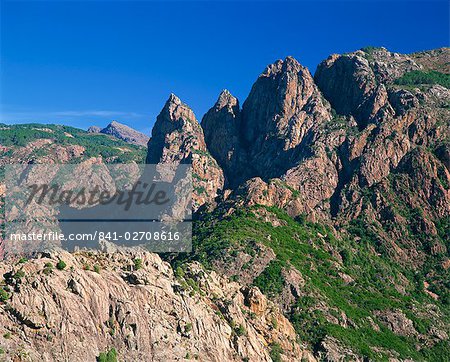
0, 251, 312, 362
373, 310, 417, 337
100, 121, 149, 146
410, 47, 450, 73
200, 57, 333, 188
314, 47, 427, 128
147, 94, 224, 209
87, 125, 101, 133
201, 90, 244, 188
240, 56, 332, 180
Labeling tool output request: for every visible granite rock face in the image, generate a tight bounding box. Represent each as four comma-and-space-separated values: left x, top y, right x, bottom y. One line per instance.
201, 56, 332, 187
147, 94, 224, 209
1, 47, 449, 361
0, 251, 312, 361
201, 90, 243, 188
314, 47, 425, 127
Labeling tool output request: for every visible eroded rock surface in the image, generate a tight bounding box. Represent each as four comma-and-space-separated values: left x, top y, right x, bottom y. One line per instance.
0, 251, 312, 362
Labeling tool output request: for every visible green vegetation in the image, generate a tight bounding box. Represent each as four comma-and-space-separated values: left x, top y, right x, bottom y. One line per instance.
17, 257, 28, 264
0, 287, 10, 302
184, 322, 192, 333
233, 323, 246, 337
56, 260, 67, 270
171, 206, 449, 361
133, 258, 143, 270
0, 123, 146, 163
394, 70, 450, 89
96, 348, 117, 362
361, 46, 384, 54
269, 342, 283, 362
253, 260, 285, 298
94, 264, 101, 273
43, 262, 54, 275
13, 270, 25, 280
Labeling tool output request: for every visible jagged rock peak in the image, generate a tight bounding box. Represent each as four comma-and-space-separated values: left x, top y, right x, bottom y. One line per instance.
159, 93, 197, 126
239, 54, 331, 179
147, 93, 224, 208
209, 89, 240, 115
261, 56, 307, 78
216, 89, 238, 108
167, 92, 182, 105
314, 47, 423, 127
201, 90, 242, 188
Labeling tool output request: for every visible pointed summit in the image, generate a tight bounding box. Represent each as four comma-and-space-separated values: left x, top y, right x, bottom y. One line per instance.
167, 93, 182, 105
212, 89, 239, 113
240, 56, 331, 178
201, 90, 242, 187
283, 55, 301, 67
147, 95, 224, 208
158, 93, 197, 126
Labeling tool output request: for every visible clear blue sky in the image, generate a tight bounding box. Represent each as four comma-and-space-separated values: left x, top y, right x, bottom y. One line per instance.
1, 1, 448, 134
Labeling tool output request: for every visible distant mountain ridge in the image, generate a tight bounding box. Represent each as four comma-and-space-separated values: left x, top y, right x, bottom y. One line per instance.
88, 121, 149, 146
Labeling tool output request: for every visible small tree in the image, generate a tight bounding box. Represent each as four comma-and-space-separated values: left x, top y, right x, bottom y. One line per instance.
56, 260, 67, 270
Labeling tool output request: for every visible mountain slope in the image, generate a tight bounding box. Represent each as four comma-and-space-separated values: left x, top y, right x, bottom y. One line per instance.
0, 250, 312, 361
99, 121, 150, 146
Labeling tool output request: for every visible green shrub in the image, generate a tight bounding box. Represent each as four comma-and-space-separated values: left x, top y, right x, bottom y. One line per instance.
133, 258, 143, 270
253, 260, 285, 298
13, 270, 25, 280
94, 265, 101, 273
269, 343, 283, 362
43, 262, 54, 275
0, 287, 10, 302
394, 70, 450, 89
234, 324, 246, 337
174, 266, 185, 279
56, 260, 67, 270
184, 322, 192, 333
97, 348, 117, 362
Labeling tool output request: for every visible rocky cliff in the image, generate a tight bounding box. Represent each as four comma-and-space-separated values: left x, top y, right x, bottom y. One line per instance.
147, 94, 224, 209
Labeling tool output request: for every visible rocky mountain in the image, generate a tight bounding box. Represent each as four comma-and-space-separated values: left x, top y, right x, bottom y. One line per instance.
141, 47, 450, 360
0, 47, 449, 361
89, 121, 150, 146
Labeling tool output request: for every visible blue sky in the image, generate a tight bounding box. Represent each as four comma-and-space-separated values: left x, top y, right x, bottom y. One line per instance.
1, 1, 448, 134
